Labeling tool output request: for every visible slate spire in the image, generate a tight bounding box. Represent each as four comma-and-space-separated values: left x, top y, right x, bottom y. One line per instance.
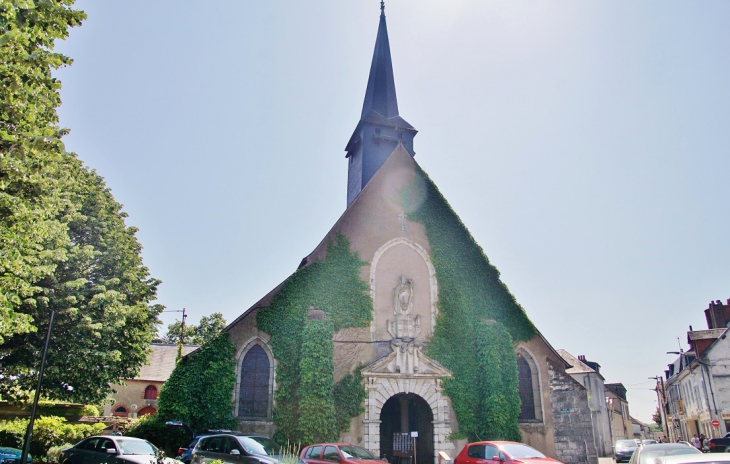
361, 2, 399, 119
345, 3, 417, 207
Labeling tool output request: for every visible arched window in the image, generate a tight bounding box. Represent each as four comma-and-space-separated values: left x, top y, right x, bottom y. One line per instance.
144, 385, 158, 400
113, 406, 128, 417
238, 344, 270, 419
517, 355, 535, 420
516, 350, 542, 422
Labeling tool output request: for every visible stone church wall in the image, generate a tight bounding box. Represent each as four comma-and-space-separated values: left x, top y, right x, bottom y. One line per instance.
548, 362, 598, 464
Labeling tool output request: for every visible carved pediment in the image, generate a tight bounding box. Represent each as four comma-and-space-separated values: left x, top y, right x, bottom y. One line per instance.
362, 343, 452, 378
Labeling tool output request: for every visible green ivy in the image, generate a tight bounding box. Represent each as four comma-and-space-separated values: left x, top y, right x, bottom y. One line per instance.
156, 333, 237, 432
407, 165, 535, 441
257, 233, 371, 444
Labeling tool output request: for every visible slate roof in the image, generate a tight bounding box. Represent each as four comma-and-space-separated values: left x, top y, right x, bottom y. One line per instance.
557, 349, 597, 375
135, 343, 198, 382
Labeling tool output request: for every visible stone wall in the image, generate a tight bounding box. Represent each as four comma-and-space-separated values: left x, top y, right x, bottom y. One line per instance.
548, 362, 598, 464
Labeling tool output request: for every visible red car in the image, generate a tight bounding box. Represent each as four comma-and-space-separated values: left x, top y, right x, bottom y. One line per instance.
301, 443, 383, 464
454, 441, 563, 464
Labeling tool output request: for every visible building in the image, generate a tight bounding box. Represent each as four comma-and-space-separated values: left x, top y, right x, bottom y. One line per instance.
663, 299, 730, 441
104, 343, 197, 418
558, 350, 612, 456
605, 383, 633, 442
223, 6, 597, 464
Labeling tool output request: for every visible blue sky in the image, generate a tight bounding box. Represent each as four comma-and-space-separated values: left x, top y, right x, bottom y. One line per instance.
54, 1, 730, 423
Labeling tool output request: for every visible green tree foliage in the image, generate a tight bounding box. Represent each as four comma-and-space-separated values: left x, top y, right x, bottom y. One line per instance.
297, 318, 337, 444
155, 312, 227, 345
0, 0, 85, 342
1, 161, 163, 403
0, 1, 163, 404
407, 166, 532, 441
156, 333, 237, 432
257, 234, 371, 443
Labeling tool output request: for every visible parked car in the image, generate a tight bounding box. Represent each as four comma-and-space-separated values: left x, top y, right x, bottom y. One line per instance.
627, 443, 701, 464
615, 440, 640, 463
708, 433, 730, 453
300, 444, 383, 464
655, 455, 730, 464
191, 434, 302, 464
0, 447, 31, 464
59, 436, 174, 464
178, 431, 241, 464
454, 441, 564, 464
641, 440, 658, 446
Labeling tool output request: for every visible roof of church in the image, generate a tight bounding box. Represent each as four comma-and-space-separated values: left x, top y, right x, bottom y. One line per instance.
346, 5, 415, 152
135, 343, 198, 382
558, 349, 603, 378
362, 4, 399, 120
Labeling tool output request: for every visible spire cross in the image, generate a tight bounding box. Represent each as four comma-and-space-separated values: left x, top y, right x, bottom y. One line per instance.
380, 1, 385, 14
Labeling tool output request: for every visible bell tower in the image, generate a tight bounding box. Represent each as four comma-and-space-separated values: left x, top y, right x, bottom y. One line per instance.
345, 2, 417, 206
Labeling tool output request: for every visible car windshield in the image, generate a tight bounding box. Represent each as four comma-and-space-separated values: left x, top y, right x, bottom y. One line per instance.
340, 446, 376, 460
638, 447, 701, 464
617, 440, 638, 449
117, 439, 156, 455
237, 437, 280, 456
499, 444, 546, 459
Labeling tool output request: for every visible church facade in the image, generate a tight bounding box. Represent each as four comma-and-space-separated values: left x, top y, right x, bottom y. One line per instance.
224, 6, 597, 464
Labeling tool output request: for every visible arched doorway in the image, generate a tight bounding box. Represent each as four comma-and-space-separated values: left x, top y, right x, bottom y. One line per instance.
379, 393, 433, 464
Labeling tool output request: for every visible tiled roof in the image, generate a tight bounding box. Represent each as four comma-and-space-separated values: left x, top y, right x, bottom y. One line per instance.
136, 344, 198, 382
557, 349, 596, 374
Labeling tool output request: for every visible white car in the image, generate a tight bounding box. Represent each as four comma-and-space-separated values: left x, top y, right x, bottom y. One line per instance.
654, 454, 730, 464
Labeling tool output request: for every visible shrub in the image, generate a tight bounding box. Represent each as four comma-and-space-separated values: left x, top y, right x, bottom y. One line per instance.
0, 417, 105, 459
124, 414, 190, 457
47, 444, 73, 464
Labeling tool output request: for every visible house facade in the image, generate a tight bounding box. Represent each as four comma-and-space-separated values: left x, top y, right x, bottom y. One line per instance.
104, 343, 197, 418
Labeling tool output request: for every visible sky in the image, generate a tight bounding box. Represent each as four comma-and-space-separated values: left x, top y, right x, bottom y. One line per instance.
53, 1, 730, 424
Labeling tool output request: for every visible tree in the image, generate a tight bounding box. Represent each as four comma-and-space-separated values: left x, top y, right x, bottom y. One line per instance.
155, 313, 227, 345
0, 0, 85, 343
0, 1, 163, 404
653, 406, 662, 427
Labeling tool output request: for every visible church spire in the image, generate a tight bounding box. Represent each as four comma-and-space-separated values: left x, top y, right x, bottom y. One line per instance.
361, 1, 399, 119
344, 3, 417, 207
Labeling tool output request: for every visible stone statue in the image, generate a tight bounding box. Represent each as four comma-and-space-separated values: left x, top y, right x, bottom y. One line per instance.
387, 276, 421, 340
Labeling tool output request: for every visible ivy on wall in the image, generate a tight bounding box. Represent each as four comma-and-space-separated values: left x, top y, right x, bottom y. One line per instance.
156, 333, 237, 431
257, 233, 371, 443
407, 165, 535, 441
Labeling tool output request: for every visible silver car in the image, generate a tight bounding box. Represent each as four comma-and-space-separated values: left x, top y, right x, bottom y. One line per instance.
59, 436, 174, 464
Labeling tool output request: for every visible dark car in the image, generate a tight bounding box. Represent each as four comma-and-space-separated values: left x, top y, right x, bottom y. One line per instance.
300, 443, 383, 464
191, 434, 302, 464
454, 441, 564, 464
178, 431, 240, 464
59, 436, 175, 464
0, 447, 32, 464
615, 440, 640, 463
627, 443, 701, 464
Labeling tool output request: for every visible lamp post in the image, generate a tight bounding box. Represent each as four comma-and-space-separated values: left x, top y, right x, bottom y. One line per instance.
20, 311, 56, 464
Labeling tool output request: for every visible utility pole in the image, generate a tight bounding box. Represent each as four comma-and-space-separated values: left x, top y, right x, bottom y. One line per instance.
650, 376, 670, 440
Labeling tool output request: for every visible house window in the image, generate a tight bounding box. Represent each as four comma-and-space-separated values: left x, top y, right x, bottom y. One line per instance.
144, 385, 158, 400
113, 406, 128, 417
238, 344, 270, 419
518, 355, 536, 420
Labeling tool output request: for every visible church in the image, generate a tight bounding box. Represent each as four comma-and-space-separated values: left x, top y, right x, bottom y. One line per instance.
224, 5, 597, 464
